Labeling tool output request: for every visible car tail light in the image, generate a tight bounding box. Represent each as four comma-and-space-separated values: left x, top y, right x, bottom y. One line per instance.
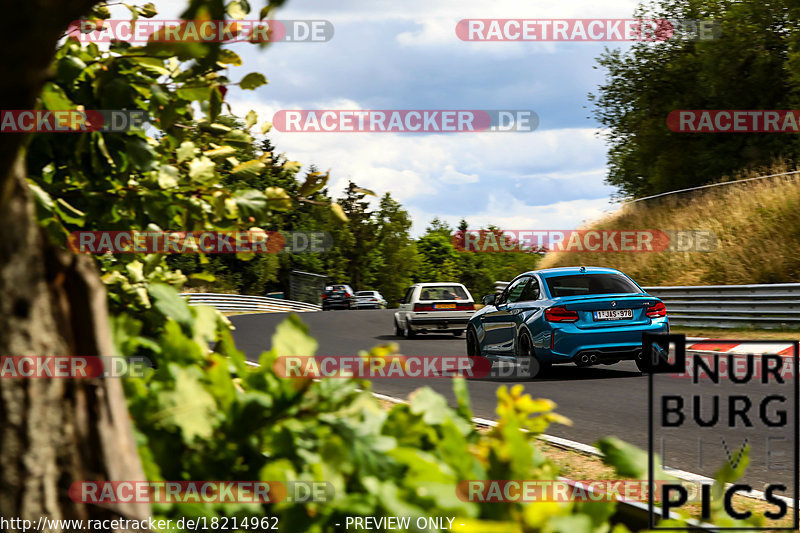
456, 303, 475, 311
345, 292, 352, 297
545, 306, 579, 322
414, 303, 435, 311
646, 301, 666, 318
321, 294, 327, 299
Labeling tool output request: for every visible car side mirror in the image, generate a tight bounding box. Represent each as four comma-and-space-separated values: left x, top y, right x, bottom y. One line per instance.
482, 294, 497, 306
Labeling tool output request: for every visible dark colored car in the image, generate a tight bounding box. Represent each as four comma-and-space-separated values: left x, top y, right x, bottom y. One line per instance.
467, 266, 668, 378
322, 284, 355, 310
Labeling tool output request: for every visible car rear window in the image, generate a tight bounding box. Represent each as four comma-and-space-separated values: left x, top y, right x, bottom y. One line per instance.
418, 286, 469, 301
545, 274, 642, 297
356, 291, 373, 296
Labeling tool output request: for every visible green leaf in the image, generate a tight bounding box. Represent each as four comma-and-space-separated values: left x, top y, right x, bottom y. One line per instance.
409, 387, 453, 425
203, 146, 237, 159
91, 5, 111, 19
176, 86, 211, 101
452, 377, 472, 421
125, 137, 157, 171
226, 0, 248, 19
231, 159, 266, 179
265, 186, 292, 211
239, 72, 267, 90
40, 82, 74, 111
189, 272, 216, 282
157, 164, 179, 188
221, 129, 252, 147
57, 56, 87, 83
272, 314, 318, 357
199, 122, 232, 135
298, 171, 329, 196
148, 284, 193, 329
176, 140, 197, 162
188, 156, 216, 183
139, 2, 157, 18
594, 436, 672, 479
208, 86, 222, 121
153, 364, 217, 441
330, 202, 348, 222
259, 5, 271, 19
233, 189, 268, 217
282, 160, 302, 173
218, 49, 242, 66
27, 183, 55, 213
260, 121, 272, 133
245, 110, 258, 129
132, 56, 169, 76
353, 186, 376, 196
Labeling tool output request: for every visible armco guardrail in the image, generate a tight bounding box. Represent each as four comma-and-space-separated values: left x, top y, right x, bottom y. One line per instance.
494, 281, 800, 329
182, 293, 321, 313
644, 283, 800, 328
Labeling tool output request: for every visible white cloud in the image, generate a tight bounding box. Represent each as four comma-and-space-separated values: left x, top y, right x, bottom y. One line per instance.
440, 164, 479, 184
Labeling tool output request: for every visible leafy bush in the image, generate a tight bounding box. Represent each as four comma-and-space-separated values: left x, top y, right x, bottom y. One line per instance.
118, 287, 622, 532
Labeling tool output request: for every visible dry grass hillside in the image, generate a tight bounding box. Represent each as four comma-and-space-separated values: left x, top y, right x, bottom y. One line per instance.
540, 169, 800, 286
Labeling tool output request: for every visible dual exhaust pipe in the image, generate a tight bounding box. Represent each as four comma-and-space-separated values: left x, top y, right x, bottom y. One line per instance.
577, 350, 643, 366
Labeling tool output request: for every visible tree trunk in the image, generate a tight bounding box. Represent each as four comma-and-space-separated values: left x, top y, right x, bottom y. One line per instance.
0, 1, 150, 530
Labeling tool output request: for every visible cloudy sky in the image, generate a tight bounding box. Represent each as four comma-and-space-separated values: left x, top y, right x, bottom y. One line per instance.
151, 0, 644, 234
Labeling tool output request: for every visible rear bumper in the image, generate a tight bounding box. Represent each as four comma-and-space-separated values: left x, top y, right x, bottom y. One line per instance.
543, 318, 669, 361
323, 300, 351, 308
408, 316, 471, 330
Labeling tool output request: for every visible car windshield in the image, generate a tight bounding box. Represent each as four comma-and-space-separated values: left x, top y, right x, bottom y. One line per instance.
418, 286, 468, 300
545, 274, 642, 297
356, 291, 373, 296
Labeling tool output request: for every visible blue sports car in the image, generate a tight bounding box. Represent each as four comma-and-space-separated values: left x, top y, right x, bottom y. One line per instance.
466, 266, 668, 378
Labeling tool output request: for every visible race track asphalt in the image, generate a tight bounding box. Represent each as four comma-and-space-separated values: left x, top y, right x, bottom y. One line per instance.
230, 309, 797, 493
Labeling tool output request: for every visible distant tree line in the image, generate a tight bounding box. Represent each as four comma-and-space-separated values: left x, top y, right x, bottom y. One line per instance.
172, 133, 540, 303
591, 0, 800, 198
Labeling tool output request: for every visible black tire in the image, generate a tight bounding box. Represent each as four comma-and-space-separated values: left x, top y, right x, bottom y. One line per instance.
635, 357, 647, 373
394, 319, 403, 337
517, 333, 550, 380
466, 327, 480, 357
403, 323, 416, 338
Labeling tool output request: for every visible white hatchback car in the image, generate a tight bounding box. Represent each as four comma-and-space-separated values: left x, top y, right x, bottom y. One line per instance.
353, 290, 387, 309
394, 283, 475, 338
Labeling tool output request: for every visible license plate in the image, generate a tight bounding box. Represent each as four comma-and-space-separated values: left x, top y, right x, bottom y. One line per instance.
594, 309, 633, 320
434, 303, 456, 309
